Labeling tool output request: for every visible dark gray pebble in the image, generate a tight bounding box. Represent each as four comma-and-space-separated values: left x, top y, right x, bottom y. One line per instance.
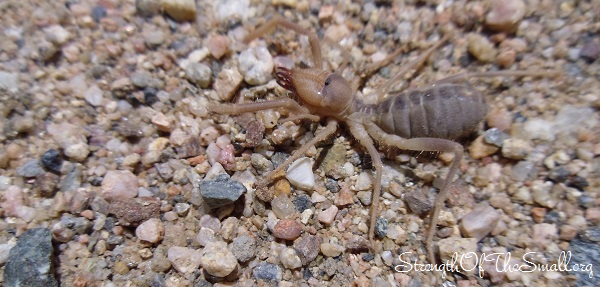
41, 149, 63, 174
5, 228, 58, 287
252, 262, 282, 282
199, 174, 246, 209
16, 159, 45, 178
375, 217, 388, 238
293, 194, 312, 212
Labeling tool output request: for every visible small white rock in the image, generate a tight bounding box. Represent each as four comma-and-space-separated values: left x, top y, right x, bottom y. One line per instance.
459, 203, 501, 241
318, 205, 338, 225
136, 218, 164, 243
168, 246, 202, 274
239, 46, 274, 85
286, 157, 315, 190
354, 172, 372, 191
279, 247, 302, 269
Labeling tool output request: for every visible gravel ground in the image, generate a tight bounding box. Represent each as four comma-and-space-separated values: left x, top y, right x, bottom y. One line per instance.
0, 0, 599, 286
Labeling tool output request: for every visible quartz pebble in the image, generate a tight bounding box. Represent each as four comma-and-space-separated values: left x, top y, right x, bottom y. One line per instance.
501, 138, 532, 160
485, 0, 526, 32
101, 170, 139, 200
438, 238, 478, 270
318, 205, 338, 225
469, 134, 499, 159
136, 218, 164, 243
320, 242, 344, 257
214, 67, 243, 101
271, 195, 296, 219
47, 122, 90, 162
279, 247, 302, 269
459, 203, 501, 240
532, 223, 558, 246
185, 62, 212, 88
467, 33, 497, 63
239, 46, 273, 85
168, 246, 202, 274
200, 241, 238, 277
285, 157, 315, 190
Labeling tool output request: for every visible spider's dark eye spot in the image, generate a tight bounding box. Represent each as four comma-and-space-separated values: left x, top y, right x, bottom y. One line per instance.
324, 77, 331, 86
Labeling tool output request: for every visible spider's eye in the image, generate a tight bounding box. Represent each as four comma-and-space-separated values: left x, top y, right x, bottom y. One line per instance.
324, 77, 331, 86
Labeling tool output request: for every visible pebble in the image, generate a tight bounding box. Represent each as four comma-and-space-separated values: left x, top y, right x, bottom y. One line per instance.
84, 85, 104, 107
469, 135, 499, 159
162, 0, 197, 22
185, 62, 212, 88
168, 246, 202, 274
273, 219, 303, 240
43, 24, 71, 45
334, 187, 354, 206
220, 217, 238, 241
0, 71, 19, 92
285, 157, 315, 190
230, 235, 256, 262
174, 203, 190, 216
135, 0, 162, 16
548, 166, 570, 183
142, 28, 166, 47
46, 122, 90, 162
320, 242, 344, 257
196, 227, 216, 246
459, 203, 501, 240
271, 195, 295, 219
136, 218, 164, 243
570, 239, 600, 286
357, 191, 372, 205
199, 174, 246, 209
485, 0, 526, 32
404, 190, 432, 216
238, 46, 273, 85
375, 217, 388, 238
501, 138, 532, 160
483, 128, 509, 147
532, 223, 558, 246
101, 170, 139, 200
252, 262, 282, 282
438, 238, 478, 269
300, 209, 313, 224
522, 118, 555, 141
207, 35, 230, 59
5, 228, 58, 287
354, 172, 373, 191
213, 67, 243, 101
467, 33, 497, 63
108, 197, 160, 226
531, 180, 556, 208
279, 247, 302, 269
251, 153, 273, 175
510, 161, 534, 182
318, 205, 338, 225
293, 194, 312, 212
579, 40, 600, 62
346, 235, 370, 253
319, 144, 348, 179
201, 241, 238, 277
16, 159, 45, 178
294, 235, 321, 265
